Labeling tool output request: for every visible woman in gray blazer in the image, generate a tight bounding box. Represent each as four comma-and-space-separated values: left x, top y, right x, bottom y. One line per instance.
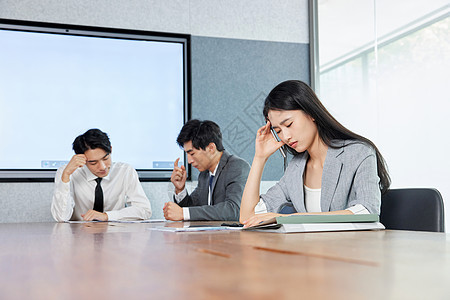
240, 80, 390, 227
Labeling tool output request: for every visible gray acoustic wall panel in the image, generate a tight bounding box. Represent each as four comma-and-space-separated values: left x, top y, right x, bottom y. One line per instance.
190, 36, 309, 180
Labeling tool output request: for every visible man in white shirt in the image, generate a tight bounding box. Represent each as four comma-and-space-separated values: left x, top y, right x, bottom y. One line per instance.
163, 120, 250, 221
51, 129, 152, 222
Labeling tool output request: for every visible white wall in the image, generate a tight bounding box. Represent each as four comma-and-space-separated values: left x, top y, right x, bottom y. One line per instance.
0, 0, 308, 43
0, 0, 309, 222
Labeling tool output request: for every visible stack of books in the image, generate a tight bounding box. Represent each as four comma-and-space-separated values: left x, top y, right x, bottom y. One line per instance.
243, 214, 384, 233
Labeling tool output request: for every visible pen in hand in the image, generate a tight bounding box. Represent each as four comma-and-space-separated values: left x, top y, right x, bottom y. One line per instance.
270, 128, 286, 158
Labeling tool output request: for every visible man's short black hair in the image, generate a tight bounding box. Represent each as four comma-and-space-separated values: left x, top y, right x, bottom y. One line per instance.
176, 119, 224, 151
72, 129, 112, 155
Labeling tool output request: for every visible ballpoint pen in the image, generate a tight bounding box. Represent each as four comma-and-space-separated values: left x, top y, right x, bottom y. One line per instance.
270, 128, 286, 158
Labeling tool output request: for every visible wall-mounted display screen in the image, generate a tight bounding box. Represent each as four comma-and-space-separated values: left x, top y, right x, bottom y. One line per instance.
0, 19, 189, 180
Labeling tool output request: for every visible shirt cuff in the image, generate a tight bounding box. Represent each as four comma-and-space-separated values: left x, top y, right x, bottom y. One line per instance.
183, 207, 190, 221
174, 188, 187, 203
57, 180, 71, 193
346, 204, 370, 215
255, 199, 268, 214
105, 211, 119, 221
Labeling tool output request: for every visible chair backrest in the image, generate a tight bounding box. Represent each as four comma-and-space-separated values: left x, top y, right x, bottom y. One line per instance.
380, 188, 445, 232
278, 202, 296, 214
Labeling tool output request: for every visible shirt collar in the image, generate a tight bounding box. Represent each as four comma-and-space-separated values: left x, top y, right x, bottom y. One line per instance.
209, 163, 219, 177
83, 163, 114, 182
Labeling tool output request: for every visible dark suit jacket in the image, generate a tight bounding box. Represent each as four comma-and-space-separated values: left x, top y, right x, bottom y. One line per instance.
178, 150, 250, 221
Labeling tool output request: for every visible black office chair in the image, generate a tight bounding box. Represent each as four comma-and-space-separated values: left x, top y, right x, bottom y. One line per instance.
278, 202, 296, 214
380, 188, 445, 232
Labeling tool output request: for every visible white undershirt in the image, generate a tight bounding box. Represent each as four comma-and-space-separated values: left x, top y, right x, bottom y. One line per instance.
303, 185, 370, 214
304, 185, 322, 212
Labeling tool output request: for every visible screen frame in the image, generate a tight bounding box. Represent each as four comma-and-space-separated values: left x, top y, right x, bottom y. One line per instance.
0, 18, 191, 182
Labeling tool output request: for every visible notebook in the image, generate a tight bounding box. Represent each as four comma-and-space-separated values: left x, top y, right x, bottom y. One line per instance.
243, 214, 385, 233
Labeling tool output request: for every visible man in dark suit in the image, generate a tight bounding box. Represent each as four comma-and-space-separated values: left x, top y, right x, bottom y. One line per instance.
163, 120, 250, 221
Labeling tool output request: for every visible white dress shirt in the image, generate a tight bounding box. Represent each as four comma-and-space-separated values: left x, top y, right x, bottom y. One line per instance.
303, 185, 370, 214
174, 164, 218, 220
51, 162, 152, 221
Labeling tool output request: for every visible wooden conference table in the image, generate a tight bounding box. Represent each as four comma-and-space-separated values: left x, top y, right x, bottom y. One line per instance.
0, 221, 449, 300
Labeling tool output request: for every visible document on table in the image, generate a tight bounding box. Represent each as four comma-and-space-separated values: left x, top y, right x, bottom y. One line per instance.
111, 219, 166, 223
148, 225, 243, 232
243, 214, 385, 233
65, 219, 166, 224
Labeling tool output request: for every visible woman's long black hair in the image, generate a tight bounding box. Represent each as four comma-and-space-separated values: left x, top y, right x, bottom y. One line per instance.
263, 80, 391, 194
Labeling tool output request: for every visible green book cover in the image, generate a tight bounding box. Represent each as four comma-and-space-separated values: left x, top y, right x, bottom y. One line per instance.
275, 214, 379, 224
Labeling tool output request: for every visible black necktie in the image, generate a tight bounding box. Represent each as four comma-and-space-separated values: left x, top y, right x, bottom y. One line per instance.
93, 177, 104, 212
209, 175, 214, 205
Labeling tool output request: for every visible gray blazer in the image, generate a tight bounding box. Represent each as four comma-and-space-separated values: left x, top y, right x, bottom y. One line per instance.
178, 150, 250, 221
261, 140, 381, 215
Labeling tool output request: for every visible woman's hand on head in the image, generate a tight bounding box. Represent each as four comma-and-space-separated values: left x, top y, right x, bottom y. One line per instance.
242, 212, 282, 228
254, 121, 285, 160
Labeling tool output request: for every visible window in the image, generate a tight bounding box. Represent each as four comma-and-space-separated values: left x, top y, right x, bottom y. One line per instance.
311, 0, 450, 229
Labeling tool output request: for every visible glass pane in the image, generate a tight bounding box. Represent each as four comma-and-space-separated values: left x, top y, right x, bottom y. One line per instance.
317, 0, 377, 138
316, 0, 450, 230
